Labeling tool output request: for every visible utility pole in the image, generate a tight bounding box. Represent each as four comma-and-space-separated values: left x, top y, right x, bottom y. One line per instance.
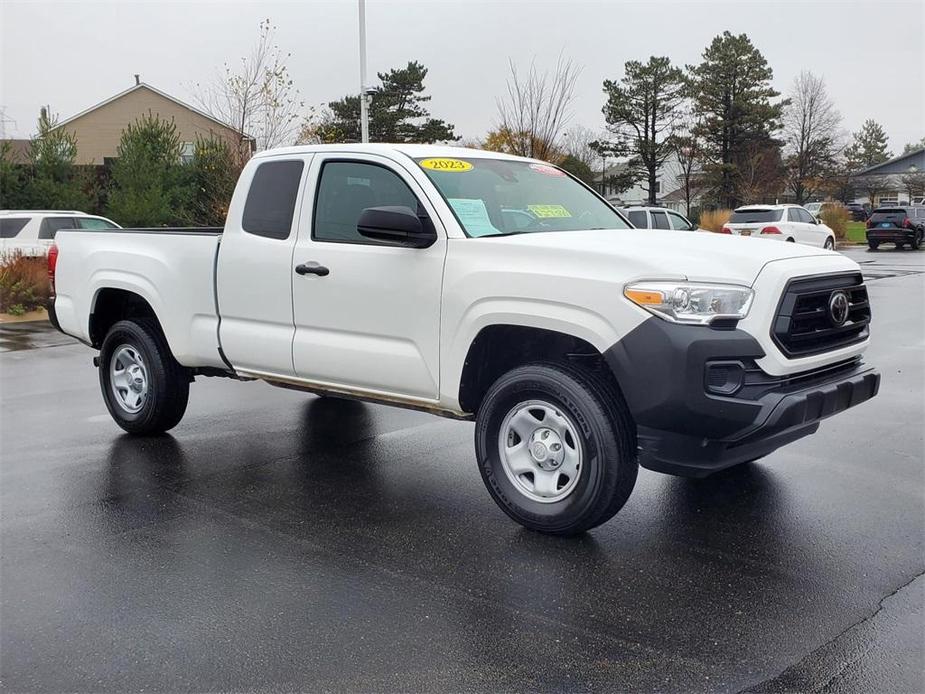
358, 0, 369, 143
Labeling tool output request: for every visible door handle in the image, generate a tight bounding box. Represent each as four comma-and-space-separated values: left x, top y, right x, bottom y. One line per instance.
295, 262, 330, 277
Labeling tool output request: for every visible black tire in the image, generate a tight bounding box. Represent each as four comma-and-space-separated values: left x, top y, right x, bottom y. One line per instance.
824, 237, 835, 250
99, 318, 190, 434
868, 241, 879, 250
911, 233, 922, 250
786, 238, 795, 243
475, 362, 638, 535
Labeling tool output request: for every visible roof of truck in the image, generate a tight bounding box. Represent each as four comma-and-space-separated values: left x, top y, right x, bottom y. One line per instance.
252, 143, 540, 164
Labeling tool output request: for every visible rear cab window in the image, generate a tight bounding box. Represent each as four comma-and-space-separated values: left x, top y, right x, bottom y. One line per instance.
414, 156, 630, 237
242, 159, 305, 240
730, 209, 783, 224
0, 217, 30, 238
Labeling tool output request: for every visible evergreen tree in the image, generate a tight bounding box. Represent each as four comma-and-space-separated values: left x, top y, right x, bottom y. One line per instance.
319, 61, 458, 143
106, 114, 188, 227
845, 119, 892, 169
187, 137, 240, 227
25, 107, 92, 210
688, 32, 785, 207
603, 56, 686, 204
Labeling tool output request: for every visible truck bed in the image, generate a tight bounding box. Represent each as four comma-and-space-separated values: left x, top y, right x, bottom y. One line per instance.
52, 227, 227, 369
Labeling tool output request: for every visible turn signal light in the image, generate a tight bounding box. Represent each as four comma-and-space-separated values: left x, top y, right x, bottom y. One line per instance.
761, 226, 782, 234
720, 226, 732, 234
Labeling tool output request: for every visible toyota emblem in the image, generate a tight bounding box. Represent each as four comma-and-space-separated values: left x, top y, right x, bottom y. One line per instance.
828, 291, 850, 326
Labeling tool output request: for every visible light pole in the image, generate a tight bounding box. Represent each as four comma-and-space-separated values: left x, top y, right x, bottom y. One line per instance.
358, 0, 369, 143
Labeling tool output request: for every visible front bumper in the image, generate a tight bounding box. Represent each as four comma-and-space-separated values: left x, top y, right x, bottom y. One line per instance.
605, 318, 880, 477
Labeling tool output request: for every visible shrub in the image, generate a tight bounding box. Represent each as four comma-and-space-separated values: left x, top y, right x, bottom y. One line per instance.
820, 203, 850, 240
106, 113, 189, 227
699, 208, 732, 233
0, 250, 50, 313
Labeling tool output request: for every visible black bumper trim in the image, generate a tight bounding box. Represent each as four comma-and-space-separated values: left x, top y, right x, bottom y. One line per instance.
605, 317, 880, 477
866, 229, 919, 243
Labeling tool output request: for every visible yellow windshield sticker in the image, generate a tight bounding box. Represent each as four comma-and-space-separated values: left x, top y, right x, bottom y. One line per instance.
419, 158, 473, 172
528, 204, 572, 218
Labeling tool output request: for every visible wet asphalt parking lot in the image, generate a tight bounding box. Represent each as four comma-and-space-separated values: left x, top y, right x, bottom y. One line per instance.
1, 246, 923, 693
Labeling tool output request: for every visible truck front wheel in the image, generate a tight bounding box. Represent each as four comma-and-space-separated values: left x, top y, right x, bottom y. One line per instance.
474, 363, 637, 535
99, 319, 190, 434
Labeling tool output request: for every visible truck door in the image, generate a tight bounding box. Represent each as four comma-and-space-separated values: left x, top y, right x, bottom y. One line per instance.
290, 153, 446, 401
216, 155, 311, 376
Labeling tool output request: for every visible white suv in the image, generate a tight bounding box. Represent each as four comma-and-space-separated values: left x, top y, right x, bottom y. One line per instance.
723, 205, 836, 249
0, 211, 121, 257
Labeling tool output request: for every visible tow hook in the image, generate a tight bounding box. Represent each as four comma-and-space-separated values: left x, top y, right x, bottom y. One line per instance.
92, 356, 100, 368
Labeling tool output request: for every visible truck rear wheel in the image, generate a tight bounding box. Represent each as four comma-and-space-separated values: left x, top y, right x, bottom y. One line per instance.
474, 362, 637, 535
99, 319, 189, 434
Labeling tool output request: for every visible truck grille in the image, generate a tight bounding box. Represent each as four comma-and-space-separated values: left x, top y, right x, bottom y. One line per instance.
772, 272, 870, 357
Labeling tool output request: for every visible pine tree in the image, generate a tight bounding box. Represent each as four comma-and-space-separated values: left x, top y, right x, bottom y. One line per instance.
106, 114, 188, 227
845, 120, 892, 169
603, 56, 686, 204
317, 61, 458, 144
25, 107, 92, 210
688, 32, 785, 208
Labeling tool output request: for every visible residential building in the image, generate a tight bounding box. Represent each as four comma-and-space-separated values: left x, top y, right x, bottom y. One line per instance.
46, 77, 254, 166
851, 147, 925, 206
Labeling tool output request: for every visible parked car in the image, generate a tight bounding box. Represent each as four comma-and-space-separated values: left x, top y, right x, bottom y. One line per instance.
621, 206, 703, 232
47, 144, 879, 535
0, 211, 120, 257
722, 204, 837, 249
845, 202, 871, 221
865, 206, 925, 250
804, 201, 847, 220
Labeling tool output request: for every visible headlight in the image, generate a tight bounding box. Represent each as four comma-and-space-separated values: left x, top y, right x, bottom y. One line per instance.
623, 281, 754, 325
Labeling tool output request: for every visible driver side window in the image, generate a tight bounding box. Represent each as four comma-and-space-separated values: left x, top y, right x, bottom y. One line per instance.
313, 161, 421, 243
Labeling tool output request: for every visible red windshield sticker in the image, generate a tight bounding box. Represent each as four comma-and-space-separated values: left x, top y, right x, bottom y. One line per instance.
529, 163, 566, 177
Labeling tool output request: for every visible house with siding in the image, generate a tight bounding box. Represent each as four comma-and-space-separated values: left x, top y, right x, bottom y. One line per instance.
48, 77, 254, 165
851, 147, 925, 205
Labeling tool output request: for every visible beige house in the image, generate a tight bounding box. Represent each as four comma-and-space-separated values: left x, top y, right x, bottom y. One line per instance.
51, 78, 254, 165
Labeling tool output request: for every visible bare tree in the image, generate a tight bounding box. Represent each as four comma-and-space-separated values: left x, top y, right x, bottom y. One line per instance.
854, 174, 884, 208
495, 55, 582, 161
561, 125, 607, 170
194, 19, 303, 154
783, 71, 842, 203
738, 137, 785, 204
672, 117, 703, 218
901, 171, 925, 201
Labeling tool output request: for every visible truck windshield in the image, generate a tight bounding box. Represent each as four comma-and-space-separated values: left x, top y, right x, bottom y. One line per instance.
414, 157, 630, 237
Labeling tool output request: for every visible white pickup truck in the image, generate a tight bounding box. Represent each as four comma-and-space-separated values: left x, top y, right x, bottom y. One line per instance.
49, 144, 880, 535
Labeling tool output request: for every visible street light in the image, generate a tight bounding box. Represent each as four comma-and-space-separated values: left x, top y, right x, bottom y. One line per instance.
358, 0, 369, 143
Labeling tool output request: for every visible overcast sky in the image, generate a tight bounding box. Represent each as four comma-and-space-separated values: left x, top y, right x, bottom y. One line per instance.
1, 0, 923, 152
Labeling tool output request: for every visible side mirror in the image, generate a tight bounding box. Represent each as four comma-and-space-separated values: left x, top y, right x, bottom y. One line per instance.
357, 206, 437, 248
815, 217, 822, 225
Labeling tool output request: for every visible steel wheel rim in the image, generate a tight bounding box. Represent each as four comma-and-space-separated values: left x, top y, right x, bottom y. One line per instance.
110, 344, 148, 414
497, 399, 583, 503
